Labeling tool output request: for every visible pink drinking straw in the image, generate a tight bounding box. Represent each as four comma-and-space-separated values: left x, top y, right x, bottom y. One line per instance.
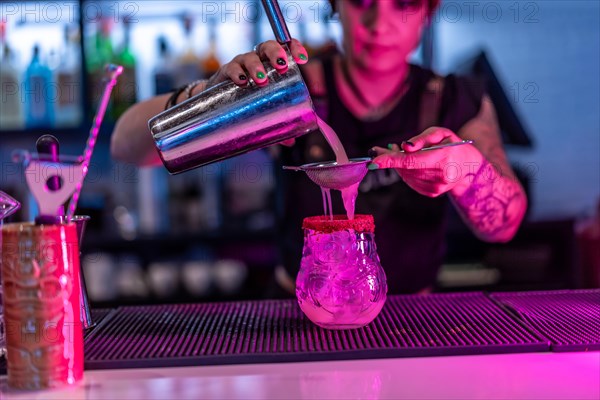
66, 64, 123, 220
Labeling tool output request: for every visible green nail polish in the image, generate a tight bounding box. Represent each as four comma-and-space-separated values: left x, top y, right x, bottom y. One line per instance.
387, 143, 394, 150
368, 164, 379, 170
256, 71, 265, 79
299, 54, 307, 61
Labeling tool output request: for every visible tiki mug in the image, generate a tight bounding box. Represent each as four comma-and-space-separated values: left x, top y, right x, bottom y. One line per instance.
1, 222, 84, 390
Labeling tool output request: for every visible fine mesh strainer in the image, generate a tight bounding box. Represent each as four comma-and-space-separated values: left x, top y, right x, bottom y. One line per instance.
283, 158, 372, 190
282, 140, 474, 190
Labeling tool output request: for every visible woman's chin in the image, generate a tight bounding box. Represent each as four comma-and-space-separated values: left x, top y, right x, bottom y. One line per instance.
359, 58, 407, 74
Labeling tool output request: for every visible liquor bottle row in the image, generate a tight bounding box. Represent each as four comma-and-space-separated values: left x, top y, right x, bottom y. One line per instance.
86, 14, 224, 122
1, 1, 339, 131
0, 13, 224, 130
0, 22, 83, 130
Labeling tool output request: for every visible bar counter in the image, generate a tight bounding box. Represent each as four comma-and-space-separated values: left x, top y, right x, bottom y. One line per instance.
2, 352, 599, 399
1, 290, 599, 399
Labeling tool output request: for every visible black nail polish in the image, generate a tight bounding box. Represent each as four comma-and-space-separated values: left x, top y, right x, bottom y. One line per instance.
239, 74, 247, 81
407, 141, 415, 147
276, 58, 287, 66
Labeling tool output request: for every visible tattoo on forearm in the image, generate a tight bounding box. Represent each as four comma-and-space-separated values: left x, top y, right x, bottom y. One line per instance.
452, 160, 526, 240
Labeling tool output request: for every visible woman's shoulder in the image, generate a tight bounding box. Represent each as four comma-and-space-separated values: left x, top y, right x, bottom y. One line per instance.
443, 72, 487, 109
411, 64, 488, 131
409, 63, 486, 100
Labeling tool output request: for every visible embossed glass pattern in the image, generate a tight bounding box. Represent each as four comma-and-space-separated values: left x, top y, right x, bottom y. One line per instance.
296, 215, 387, 329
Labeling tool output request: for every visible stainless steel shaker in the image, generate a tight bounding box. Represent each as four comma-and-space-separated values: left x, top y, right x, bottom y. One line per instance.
148, 0, 319, 174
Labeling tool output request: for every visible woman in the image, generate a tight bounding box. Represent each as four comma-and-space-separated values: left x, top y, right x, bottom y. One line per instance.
111, 0, 527, 294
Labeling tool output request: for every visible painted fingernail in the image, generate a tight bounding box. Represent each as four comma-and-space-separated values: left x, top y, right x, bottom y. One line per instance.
406, 141, 415, 147
387, 143, 395, 150
367, 148, 377, 158
239, 74, 247, 81
256, 71, 266, 80
299, 54, 307, 61
368, 164, 379, 170
276, 58, 286, 66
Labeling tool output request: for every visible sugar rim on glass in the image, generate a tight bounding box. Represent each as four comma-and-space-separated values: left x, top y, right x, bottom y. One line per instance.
302, 214, 375, 233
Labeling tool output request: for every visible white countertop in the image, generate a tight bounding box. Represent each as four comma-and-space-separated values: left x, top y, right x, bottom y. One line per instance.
2, 351, 599, 399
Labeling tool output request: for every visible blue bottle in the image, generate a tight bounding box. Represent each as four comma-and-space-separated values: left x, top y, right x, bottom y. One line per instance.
25, 45, 54, 128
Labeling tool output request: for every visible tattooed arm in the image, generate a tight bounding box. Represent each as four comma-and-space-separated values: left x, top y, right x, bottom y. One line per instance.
449, 96, 528, 243
372, 96, 527, 242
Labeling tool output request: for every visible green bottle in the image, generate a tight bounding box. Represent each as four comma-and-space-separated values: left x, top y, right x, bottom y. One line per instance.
113, 16, 137, 118
87, 18, 114, 120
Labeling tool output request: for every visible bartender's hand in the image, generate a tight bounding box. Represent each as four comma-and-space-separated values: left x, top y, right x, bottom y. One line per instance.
369, 127, 484, 198
205, 39, 309, 90
206, 39, 308, 148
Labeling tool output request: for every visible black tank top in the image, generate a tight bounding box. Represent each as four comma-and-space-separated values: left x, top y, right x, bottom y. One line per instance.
279, 56, 486, 294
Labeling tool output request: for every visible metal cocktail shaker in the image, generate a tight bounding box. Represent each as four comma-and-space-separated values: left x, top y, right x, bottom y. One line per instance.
148, 0, 319, 174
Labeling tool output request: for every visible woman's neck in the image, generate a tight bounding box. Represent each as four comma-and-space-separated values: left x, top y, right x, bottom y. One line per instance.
336, 56, 410, 119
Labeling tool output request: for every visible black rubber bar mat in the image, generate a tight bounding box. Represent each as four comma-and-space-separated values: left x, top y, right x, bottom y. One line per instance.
81, 293, 547, 370
84, 308, 114, 338
491, 289, 600, 351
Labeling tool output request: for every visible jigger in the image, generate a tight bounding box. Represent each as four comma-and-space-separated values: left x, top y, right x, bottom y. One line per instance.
57, 215, 94, 329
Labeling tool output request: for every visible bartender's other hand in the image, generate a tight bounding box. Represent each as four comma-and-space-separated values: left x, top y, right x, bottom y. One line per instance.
206, 39, 308, 89
370, 127, 483, 198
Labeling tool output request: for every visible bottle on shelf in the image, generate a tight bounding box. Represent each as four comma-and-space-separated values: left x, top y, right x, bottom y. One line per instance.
0, 22, 24, 130
153, 36, 176, 95
54, 24, 83, 128
24, 44, 54, 129
174, 12, 203, 88
200, 17, 221, 80
86, 17, 114, 120
113, 16, 137, 118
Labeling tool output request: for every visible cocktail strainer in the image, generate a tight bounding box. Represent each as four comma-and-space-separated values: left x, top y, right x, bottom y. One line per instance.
283, 158, 371, 190
282, 140, 474, 190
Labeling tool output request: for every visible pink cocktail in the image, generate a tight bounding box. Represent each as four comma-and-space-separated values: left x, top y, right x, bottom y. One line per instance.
296, 215, 387, 329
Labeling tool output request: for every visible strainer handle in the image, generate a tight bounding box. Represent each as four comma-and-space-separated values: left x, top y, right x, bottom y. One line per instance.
261, 0, 292, 45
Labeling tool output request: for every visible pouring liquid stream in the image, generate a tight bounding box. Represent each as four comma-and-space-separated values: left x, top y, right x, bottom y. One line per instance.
316, 117, 358, 221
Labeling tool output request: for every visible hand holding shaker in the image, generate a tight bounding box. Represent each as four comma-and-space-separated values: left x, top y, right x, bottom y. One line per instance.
148, 0, 319, 174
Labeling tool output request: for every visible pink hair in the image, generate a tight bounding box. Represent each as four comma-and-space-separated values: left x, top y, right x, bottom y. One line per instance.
329, 0, 441, 16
